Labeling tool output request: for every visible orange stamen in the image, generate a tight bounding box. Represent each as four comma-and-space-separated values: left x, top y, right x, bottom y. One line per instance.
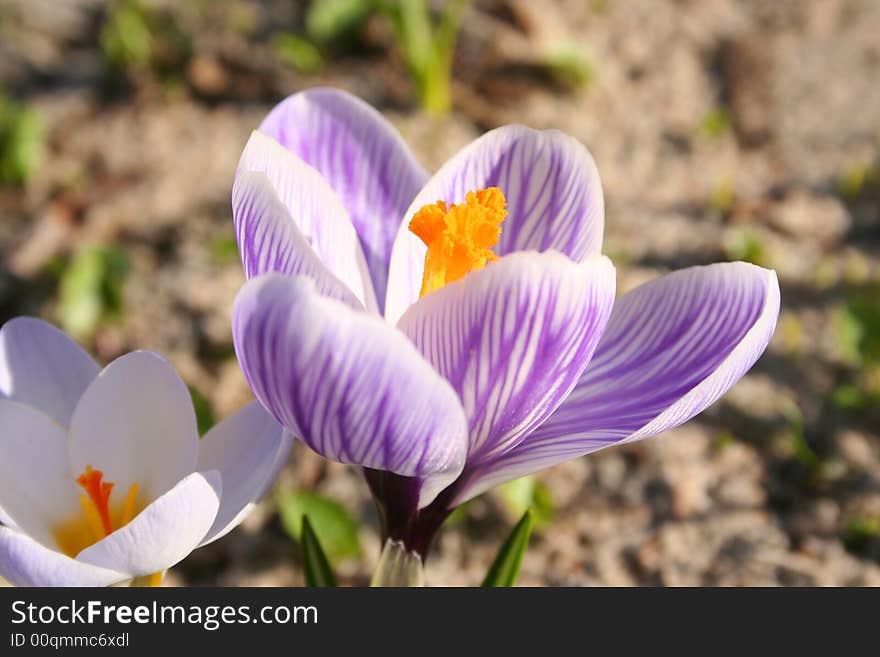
76, 466, 115, 537
409, 187, 507, 297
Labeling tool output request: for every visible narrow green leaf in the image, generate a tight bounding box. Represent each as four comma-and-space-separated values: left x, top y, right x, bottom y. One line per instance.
482, 509, 534, 587
301, 515, 337, 587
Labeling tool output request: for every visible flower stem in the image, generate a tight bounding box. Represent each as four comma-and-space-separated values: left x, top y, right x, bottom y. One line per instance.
370, 539, 425, 587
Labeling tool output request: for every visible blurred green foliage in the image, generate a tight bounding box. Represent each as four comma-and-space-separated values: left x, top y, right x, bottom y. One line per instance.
272, 33, 324, 74
283, 0, 469, 114
709, 175, 735, 215
208, 233, 240, 264
57, 246, 130, 340
278, 490, 362, 563
100, 0, 191, 82
779, 400, 820, 474
539, 45, 597, 90
837, 161, 880, 202
380, 0, 470, 115
189, 385, 217, 436
836, 290, 880, 367
713, 429, 736, 453
101, 0, 153, 69
0, 93, 45, 186
306, 0, 374, 43
832, 288, 880, 413
497, 475, 555, 527
723, 227, 767, 267
843, 515, 880, 554
589, 0, 610, 14
698, 107, 733, 140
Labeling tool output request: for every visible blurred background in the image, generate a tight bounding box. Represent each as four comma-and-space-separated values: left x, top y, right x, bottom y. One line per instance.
0, 0, 878, 586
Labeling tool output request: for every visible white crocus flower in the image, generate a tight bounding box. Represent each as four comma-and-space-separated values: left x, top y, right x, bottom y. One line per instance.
0, 318, 291, 587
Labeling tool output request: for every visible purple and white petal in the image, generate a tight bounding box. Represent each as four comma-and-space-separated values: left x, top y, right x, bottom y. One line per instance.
0, 527, 127, 587
76, 471, 221, 577
0, 317, 100, 426
236, 132, 377, 311
398, 252, 615, 467
69, 351, 200, 503
455, 262, 780, 503
0, 400, 80, 548
197, 401, 292, 546
386, 126, 604, 323
233, 170, 365, 310
259, 88, 428, 310
233, 273, 468, 507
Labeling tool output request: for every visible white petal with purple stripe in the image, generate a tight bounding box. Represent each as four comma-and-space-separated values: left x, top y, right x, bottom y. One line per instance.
233, 170, 365, 309
455, 262, 780, 503
386, 125, 605, 323
398, 252, 615, 466
259, 88, 428, 310
232, 273, 468, 507
236, 131, 377, 311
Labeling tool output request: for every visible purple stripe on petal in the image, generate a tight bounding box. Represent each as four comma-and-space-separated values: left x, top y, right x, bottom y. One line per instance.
235, 132, 377, 311
398, 252, 616, 469
259, 89, 428, 311
232, 273, 468, 508
233, 170, 366, 309
454, 262, 780, 503
386, 126, 604, 324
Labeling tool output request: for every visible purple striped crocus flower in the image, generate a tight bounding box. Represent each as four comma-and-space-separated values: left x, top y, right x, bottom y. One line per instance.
231, 88, 780, 559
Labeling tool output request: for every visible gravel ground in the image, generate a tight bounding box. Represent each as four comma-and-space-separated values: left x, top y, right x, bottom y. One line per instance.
1, 0, 878, 586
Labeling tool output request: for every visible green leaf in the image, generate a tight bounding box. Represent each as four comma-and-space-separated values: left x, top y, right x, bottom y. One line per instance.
100, 0, 154, 69
301, 515, 337, 587
0, 94, 45, 185
698, 107, 733, 139
722, 227, 766, 266
497, 476, 555, 526
188, 386, 216, 436
57, 246, 130, 340
540, 45, 597, 89
482, 509, 534, 587
208, 232, 240, 264
836, 290, 880, 367
272, 33, 324, 74
277, 490, 361, 562
306, 0, 374, 43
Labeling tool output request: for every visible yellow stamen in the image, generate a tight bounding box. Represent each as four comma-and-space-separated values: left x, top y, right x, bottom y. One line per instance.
121, 483, 139, 526
78, 494, 106, 543
409, 187, 507, 297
